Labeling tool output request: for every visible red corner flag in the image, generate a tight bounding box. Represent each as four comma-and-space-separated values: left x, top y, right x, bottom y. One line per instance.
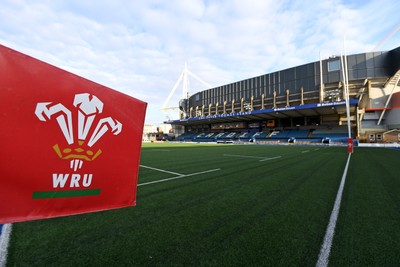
0, 45, 147, 223
347, 138, 354, 153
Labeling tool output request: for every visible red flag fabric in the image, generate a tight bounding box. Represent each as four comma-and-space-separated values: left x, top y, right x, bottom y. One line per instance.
0, 44, 147, 223
347, 138, 354, 153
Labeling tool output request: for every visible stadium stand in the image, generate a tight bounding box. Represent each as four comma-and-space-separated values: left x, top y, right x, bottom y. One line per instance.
175, 132, 197, 141
311, 127, 351, 143
169, 46, 400, 145
174, 126, 352, 144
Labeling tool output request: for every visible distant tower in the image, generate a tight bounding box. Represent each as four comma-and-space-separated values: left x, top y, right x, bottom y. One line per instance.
161, 63, 212, 120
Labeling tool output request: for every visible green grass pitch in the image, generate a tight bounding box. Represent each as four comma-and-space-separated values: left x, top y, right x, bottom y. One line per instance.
5, 143, 400, 266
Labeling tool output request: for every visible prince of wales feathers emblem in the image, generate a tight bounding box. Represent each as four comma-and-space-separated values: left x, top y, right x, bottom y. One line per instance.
35, 93, 122, 171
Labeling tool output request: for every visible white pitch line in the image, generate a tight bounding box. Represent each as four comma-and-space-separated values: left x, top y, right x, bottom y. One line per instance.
138, 168, 221, 186
140, 165, 183, 176
0, 224, 12, 267
223, 154, 266, 160
316, 153, 352, 267
301, 150, 310, 153
259, 156, 282, 162
223, 154, 281, 162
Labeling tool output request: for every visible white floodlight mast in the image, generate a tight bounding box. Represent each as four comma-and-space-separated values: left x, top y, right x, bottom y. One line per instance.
161, 72, 183, 110
186, 68, 212, 89
182, 62, 189, 99
161, 63, 212, 110
372, 21, 400, 52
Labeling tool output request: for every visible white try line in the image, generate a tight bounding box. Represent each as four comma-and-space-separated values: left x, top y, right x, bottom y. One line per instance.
138, 166, 221, 186
140, 164, 183, 176
316, 153, 352, 267
223, 154, 282, 162
0, 224, 12, 267
259, 156, 282, 162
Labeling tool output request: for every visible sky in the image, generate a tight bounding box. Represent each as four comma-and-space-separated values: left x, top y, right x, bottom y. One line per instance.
1, 0, 400, 125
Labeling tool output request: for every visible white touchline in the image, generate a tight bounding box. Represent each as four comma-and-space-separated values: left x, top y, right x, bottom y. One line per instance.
223, 154, 281, 161
138, 168, 221, 186
0, 224, 12, 267
140, 165, 183, 176
223, 154, 265, 159
316, 153, 352, 267
259, 156, 282, 162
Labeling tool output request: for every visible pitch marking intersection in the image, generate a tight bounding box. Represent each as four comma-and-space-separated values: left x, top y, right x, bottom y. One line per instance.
139, 165, 221, 186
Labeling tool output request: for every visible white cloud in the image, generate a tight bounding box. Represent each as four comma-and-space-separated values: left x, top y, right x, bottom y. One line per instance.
1, 0, 400, 124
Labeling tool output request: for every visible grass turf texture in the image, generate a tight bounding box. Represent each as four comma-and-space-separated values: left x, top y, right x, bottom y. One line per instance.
329, 147, 400, 266
5, 144, 399, 266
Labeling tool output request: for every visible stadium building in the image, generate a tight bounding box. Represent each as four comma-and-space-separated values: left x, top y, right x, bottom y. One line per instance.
169, 46, 400, 144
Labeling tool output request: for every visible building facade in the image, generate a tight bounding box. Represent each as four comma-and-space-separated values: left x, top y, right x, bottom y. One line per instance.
170, 46, 400, 142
